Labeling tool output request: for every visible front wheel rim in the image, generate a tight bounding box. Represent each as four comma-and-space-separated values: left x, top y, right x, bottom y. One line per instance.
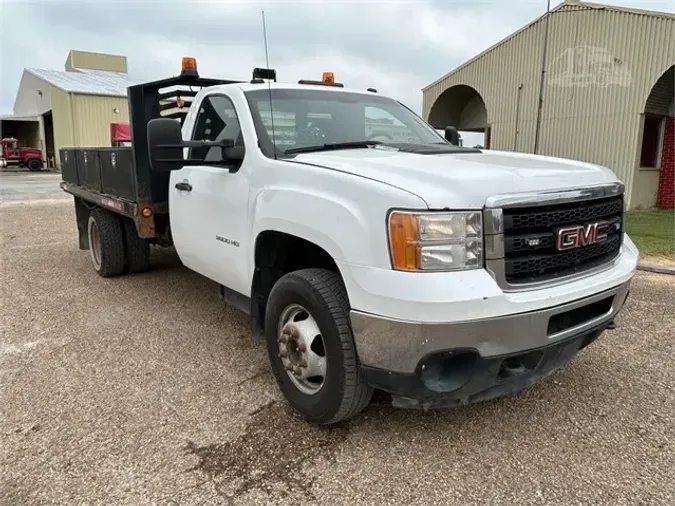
277, 304, 327, 395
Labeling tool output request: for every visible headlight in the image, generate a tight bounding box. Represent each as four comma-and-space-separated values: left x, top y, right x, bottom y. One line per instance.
388, 210, 483, 271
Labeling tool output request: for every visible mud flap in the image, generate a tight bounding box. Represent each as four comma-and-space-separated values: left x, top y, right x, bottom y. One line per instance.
74, 196, 91, 250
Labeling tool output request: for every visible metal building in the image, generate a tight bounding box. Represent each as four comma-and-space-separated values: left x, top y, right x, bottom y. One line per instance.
423, 0, 675, 209
3, 50, 137, 169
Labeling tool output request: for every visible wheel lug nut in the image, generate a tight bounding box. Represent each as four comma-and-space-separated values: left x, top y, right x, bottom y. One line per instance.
293, 366, 302, 376
278, 351, 288, 359
299, 360, 307, 368
285, 364, 293, 371
278, 336, 288, 344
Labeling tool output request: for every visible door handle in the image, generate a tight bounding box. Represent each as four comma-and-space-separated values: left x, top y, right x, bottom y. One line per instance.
175, 181, 192, 192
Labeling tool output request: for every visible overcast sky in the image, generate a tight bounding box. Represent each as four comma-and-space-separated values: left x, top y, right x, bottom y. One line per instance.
1, 0, 673, 116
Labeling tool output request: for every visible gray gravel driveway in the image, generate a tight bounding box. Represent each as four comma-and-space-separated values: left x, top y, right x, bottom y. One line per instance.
1, 198, 674, 505
0, 169, 68, 202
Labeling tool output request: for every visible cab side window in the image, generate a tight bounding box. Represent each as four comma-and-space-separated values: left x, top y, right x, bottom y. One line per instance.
190, 95, 242, 162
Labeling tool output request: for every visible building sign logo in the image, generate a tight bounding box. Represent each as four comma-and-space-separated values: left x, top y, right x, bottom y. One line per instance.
549, 45, 631, 88
556, 222, 608, 251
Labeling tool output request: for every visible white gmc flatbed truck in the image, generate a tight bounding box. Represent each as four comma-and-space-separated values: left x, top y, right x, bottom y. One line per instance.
59, 60, 638, 425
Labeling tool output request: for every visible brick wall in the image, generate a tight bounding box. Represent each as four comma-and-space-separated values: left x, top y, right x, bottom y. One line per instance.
657, 117, 674, 209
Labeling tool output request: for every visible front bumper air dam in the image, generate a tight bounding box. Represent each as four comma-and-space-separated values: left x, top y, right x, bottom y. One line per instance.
350, 280, 631, 410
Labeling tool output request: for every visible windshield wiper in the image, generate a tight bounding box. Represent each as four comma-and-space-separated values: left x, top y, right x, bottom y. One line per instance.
283, 140, 381, 156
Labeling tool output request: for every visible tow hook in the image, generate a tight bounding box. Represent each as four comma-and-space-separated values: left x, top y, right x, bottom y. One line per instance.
606, 320, 617, 330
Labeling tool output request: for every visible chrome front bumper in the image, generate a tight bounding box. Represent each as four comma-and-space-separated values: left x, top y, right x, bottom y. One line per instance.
350, 279, 631, 374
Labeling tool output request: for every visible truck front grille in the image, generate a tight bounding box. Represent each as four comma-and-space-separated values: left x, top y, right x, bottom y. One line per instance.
483, 184, 625, 291
502, 195, 624, 284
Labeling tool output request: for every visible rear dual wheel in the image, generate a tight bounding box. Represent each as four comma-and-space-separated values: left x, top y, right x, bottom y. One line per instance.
87, 208, 150, 277
88, 209, 125, 277
265, 268, 373, 425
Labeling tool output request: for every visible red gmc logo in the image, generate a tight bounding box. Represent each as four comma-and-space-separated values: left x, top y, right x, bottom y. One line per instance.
556, 222, 608, 251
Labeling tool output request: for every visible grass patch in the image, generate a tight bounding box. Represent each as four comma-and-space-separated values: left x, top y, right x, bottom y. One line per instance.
625, 209, 675, 259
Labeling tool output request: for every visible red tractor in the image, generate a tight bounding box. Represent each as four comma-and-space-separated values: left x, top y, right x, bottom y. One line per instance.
0, 138, 44, 171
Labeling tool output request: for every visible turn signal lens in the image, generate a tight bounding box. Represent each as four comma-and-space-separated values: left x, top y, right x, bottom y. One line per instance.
141, 207, 153, 217
389, 212, 421, 270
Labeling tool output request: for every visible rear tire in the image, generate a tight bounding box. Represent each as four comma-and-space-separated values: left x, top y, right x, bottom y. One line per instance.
27, 159, 42, 171
121, 218, 151, 273
264, 268, 373, 425
87, 208, 126, 277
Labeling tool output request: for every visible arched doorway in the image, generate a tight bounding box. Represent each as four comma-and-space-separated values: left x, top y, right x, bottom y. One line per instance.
428, 85, 489, 148
640, 65, 674, 209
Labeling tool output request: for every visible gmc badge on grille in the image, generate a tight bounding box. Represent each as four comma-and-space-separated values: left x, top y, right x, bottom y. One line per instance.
556, 222, 608, 251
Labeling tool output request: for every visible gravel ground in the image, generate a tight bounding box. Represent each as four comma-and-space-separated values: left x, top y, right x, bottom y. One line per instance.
0, 170, 67, 202
1, 200, 674, 505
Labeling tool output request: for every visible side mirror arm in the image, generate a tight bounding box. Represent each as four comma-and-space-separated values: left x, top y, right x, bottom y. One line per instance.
153, 138, 236, 167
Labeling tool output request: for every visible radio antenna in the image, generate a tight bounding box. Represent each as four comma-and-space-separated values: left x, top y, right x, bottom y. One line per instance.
262, 10, 277, 159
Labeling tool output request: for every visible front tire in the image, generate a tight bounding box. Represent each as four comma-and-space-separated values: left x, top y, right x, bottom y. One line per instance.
264, 268, 373, 425
27, 159, 42, 171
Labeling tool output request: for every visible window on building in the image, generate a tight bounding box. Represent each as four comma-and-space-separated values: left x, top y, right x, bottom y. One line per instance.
640, 115, 664, 168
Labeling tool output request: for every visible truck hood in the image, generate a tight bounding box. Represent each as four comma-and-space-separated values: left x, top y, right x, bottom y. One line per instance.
288, 148, 621, 208
20, 148, 42, 156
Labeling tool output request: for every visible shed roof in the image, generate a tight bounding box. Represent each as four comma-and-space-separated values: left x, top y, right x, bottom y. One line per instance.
422, 0, 675, 92
0, 114, 38, 122
26, 68, 139, 97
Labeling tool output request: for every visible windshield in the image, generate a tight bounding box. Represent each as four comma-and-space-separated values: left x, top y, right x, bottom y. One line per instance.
244, 88, 449, 158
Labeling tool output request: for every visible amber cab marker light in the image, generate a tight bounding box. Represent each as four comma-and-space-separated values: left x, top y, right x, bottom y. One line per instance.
389, 212, 421, 271
141, 207, 153, 218
322, 72, 335, 84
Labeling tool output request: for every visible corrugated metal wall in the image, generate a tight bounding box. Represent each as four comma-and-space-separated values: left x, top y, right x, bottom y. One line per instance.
72, 94, 130, 147
51, 87, 74, 162
51, 90, 129, 166
423, 4, 675, 208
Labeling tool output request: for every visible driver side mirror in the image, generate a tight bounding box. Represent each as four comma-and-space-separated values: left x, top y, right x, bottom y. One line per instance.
148, 118, 184, 172
147, 118, 245, 172
444, 126, 460, 146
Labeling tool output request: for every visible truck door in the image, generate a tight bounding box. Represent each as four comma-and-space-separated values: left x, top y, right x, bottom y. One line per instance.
169, 93, 251, 296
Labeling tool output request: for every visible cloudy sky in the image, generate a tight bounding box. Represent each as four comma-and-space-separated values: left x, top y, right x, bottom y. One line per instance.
1, 0, 673, 115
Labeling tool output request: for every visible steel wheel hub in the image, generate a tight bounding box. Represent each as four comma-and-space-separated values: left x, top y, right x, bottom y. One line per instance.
277, 304, 327, 395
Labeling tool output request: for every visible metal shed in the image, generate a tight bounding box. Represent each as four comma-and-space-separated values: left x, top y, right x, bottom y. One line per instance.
423, 0, 675, 209
10, 50, 138, 169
